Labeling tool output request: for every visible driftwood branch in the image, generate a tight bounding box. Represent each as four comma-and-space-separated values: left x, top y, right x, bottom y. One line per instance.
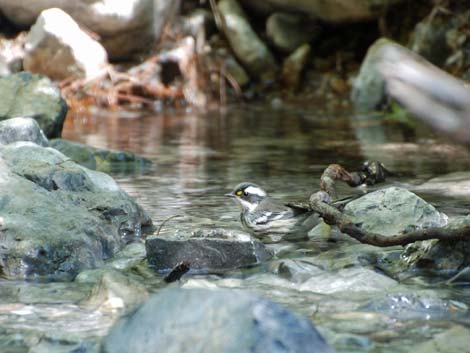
309, 162, 470, 247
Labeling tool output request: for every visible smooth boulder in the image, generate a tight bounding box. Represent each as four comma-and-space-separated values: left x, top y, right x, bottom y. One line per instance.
0, 142, 151, 278
218, 0, 278, 81
0, 0, 160, 60
146, 229, 272, 273
0, 72, 67, 138
101, 287, 336, 353
0, 117, 48, 146
24, 8, 108, 80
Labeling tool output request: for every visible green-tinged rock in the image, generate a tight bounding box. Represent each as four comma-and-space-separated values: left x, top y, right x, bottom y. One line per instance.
413, 326, 470, 353
50, 138, 152, 172
0, 142, 152, 279
0, 117, 49, 146
351, 38, 392, 111
101, 288, 335, 353
344, 186, 448, 236
218, 0, 278, 81
0, 72, 67, 138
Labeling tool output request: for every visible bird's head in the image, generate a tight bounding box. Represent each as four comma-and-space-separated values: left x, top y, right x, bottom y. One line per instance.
225, 182, 267, 212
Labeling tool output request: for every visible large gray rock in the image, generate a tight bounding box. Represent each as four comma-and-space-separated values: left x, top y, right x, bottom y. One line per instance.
0, 117, 48, 146
0, 142, 151, 278
50, 138, 152, 173
266, 12, 319, 53
24, 8, 108, 80
0, 72, 67, 138
146, 229, 272, 273
0, 0, 160, 60
344, 186, 448, 236
240, 0, 405, 24
101, 288, 336, 353
218, 0, 278, 81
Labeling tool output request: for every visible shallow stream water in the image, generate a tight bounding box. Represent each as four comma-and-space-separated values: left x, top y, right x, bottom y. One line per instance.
2, 105, 470, 353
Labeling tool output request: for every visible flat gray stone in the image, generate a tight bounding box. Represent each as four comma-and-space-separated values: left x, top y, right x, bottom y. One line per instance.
146, 229, 272, 272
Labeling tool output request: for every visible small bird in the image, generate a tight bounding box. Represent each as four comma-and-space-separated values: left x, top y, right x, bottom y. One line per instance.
225, 182, 320, 241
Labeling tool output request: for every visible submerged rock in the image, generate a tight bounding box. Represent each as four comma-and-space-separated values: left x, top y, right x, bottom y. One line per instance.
50, 138, 151, 172
266, 13, 319, 53
344, 186, 448, 236
80, 269, 149, 313
0, 142, 151, 278
0, 72, 67, 138
101, 287, 336, 353
299, 267, 398, 296
146, 228, 272, 273
24, 8, 108, 80
218, 0, 278, 81
0, 117, 48, 146
413, 325, 470, 353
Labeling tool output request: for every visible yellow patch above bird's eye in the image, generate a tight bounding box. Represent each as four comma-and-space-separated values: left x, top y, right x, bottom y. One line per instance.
236, 190, 243, 196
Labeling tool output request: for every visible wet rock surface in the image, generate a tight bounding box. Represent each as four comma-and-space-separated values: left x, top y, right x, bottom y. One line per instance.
24, 8, 108, 80
101, 287, 336, 353
146, 228, 272, 273
344, 186, 448, 236
0, 72, 67, 138
0, 117, 48, 146
50, 138, 152, 172
0, 141, 151, 278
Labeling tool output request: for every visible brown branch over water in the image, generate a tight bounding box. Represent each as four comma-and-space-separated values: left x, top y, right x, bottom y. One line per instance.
310, 162, 470, 247
309, 197, 470, 247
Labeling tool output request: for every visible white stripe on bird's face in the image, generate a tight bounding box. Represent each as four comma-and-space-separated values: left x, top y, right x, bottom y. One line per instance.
244, 186, 266, 197
237, 198, 259, 212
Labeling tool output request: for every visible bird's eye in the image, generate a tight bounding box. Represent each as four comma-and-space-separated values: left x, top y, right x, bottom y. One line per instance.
236, 190, 243, 196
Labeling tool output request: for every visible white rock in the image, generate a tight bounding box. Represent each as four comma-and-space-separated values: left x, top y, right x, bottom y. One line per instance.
0, 0, 163, 59
24, 8, 108, 80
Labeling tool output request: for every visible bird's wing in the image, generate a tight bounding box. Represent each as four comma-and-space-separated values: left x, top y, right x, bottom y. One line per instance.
252, 198, 295, 225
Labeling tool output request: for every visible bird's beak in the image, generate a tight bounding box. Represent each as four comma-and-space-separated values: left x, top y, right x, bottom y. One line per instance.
224, 193, 235, 198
